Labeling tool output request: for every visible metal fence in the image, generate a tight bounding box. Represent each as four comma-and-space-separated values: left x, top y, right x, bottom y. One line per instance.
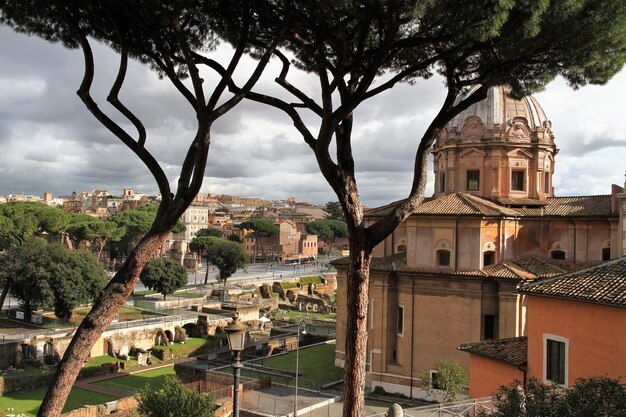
364, 397, 496, 417
0, 309, 232, 344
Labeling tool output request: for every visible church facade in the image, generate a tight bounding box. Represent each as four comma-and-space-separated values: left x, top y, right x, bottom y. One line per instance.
333, 85, 624, 398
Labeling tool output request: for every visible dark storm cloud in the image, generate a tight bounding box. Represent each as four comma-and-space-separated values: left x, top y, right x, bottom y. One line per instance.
1, 26, 625, 205
557, 135, 626, 156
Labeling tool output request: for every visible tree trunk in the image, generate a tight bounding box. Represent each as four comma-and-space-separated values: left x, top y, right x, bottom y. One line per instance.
204, 255, 210, 285
37, 226, 172, 417
342, 242, 371, 417
0, 281, 10, 314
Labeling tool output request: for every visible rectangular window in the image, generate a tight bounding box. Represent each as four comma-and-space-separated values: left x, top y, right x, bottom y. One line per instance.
483, 315, 496, 340
397, 305, 404, 336
544, 334, 568, 386
430, 370, 443, 390
544, 172, 550, 193
512, 170, 525, 191
467, 170, 480, 191
483, 251, 494, 266
438, 250, 451, 267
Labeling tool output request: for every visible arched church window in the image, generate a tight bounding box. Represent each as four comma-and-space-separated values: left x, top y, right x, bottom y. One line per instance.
396, 244, 407, 253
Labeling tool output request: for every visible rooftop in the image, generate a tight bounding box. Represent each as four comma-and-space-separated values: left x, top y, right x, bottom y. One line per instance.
458, 336, 527, 367
365, 193, 616, 219
519, 256, 626, 308
333, 253, 594, 281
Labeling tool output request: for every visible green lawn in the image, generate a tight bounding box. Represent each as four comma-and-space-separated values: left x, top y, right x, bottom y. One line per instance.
133, 290, 158, 296
259, 342, 343, 385
0, 387, 117, 417
172, 292, 205, 299
84, 353, 142, 369
299, 276, 324, 285
0, 364, 54, 377
150, 337, 210, 352
234, 342, 342, 390
92, 365, 176, 394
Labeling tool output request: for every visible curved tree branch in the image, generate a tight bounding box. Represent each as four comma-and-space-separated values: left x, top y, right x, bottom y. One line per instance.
273, 48, 323, 116
68, 19, 172, 204
106, 48, 148, 147
365, 71, 490, 247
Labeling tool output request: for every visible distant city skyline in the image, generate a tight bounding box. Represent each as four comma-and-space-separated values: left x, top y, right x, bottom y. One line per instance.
1, 27, 625, 207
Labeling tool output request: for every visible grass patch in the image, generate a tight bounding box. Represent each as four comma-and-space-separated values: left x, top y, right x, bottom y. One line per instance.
92, 365, 176, 394
0, 364, 54, 377
0, 387, 117, 417
279, 281, 300, 289
149, 337, 215, 360
259, 342, 343, 385
268, 310, 336, 322
84, 354, 119, 367
172, 292, 205, 299
82, 354, 140, 370
133, 290, 158, 296
150, 337, 208, 351
226, 342, 342, 390
299, 276, 324, 285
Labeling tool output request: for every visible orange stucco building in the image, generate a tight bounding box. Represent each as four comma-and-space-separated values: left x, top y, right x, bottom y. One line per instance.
461, 258, 626, 397
334, 85, 625, 399
243, 219, 317, 263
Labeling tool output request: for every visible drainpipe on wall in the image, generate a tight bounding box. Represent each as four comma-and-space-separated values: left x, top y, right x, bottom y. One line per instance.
454, 218, 459, 271
518, 364, 528, 389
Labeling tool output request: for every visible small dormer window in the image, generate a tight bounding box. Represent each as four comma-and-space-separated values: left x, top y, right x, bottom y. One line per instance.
437, 250, 451, 267
483, 251, 495, 266
551, 250, 566, 260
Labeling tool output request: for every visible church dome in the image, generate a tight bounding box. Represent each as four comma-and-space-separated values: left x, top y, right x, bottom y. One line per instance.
442, 85, 553, 144
433, 85, 557, 201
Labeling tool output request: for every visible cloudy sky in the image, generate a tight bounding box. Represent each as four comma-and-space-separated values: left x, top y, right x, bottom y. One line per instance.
1, 27, 625, 208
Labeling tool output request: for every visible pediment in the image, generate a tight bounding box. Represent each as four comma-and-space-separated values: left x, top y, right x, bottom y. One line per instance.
460, 147, 486, 158
506, 148, 533, 159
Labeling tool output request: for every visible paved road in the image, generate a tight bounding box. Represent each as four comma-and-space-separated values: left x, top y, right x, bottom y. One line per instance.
2, 257, 340, 310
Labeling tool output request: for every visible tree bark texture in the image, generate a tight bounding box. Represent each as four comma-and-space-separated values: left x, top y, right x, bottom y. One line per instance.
0, 282, 10, 315
342, 240, 372, 417
37, 226, 172, 417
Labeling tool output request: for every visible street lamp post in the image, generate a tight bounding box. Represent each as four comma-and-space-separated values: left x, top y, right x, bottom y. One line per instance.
294, 319, 307, 417
225, 314, 247, 417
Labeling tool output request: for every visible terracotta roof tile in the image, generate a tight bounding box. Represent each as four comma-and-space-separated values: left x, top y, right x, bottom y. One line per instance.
458, 337, 527, 366
514, 195, 613, 217
365, 194, 616, 219
519, 257, 626, 307
481, 262, 527, 279
510, 257, 567, 278
411, 193, 519, 216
